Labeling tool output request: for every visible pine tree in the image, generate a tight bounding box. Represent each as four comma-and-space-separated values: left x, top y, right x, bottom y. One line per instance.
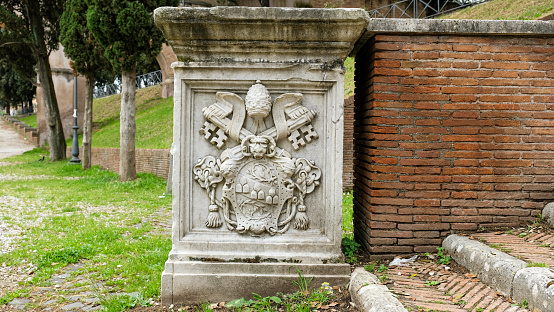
87, 0, 178, 181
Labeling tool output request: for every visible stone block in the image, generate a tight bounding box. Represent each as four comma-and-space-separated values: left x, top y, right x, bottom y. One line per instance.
512, 267, 554, 312
443, 234, 526, 297
154, 6, 368, 304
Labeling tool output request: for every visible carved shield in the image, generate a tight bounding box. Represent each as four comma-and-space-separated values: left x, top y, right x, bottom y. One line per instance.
222, 158, 294, 235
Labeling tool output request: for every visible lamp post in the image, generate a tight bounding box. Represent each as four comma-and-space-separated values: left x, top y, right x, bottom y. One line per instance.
70, 76, 81, 164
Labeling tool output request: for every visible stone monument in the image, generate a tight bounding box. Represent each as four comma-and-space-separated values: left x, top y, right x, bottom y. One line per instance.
154, 6, 368, 304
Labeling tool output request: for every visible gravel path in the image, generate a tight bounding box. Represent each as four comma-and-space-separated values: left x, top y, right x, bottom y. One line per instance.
0, 117, 35, 160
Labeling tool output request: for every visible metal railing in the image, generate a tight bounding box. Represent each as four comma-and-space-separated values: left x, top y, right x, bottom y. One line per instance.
93, 70, 163, 99
368, 0, 488, 19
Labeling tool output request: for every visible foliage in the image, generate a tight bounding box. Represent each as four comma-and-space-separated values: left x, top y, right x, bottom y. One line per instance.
436, 247, 451, 265
60, 0, 108, 77
0, 0, 67, 161
364, 263, 375, 272
341, 237, 360, 264
0, 60, 35, 110
86, 0, 177, 74
424, 280, 441, 286
377, 264, 389, 273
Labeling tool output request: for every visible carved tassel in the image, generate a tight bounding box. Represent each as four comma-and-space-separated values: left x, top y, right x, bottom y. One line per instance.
294, 205, 309, 230
206, 204, 223, 228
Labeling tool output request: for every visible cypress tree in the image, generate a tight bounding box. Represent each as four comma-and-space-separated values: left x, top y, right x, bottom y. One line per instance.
87, 0, 178, 181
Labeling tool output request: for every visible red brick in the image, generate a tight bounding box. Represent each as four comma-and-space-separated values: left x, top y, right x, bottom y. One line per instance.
412, 200, 442, 207
398, 238, 442, 245
397, 223, 450, 230
370, 221, 397, 229
399, 159, 449, 166
480, 95, 531, 103
370, 230, 413, 238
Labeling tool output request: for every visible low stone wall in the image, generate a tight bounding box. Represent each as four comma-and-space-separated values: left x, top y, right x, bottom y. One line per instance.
2, 115, 39, 146
66, 147, 171, 179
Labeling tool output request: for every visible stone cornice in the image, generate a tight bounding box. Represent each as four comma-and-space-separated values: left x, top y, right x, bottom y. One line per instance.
154, 7, 368, 63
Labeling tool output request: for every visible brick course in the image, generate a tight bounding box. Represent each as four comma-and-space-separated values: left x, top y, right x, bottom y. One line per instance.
66, 147, 171, 180
354, 34, 554, 258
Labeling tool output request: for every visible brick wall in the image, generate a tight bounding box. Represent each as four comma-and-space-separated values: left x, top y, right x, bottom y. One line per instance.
67, 148, 171, 179
343, 95, 355, 191
353, 34, 554, 259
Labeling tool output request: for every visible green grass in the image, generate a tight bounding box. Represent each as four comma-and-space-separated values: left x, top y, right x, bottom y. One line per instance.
0, 149, 172, 303
90, 95, 173, 149
15, 114, 37, 128
440, 0, 554, 20
342, 191, 354, 238
344, 57, 355, 98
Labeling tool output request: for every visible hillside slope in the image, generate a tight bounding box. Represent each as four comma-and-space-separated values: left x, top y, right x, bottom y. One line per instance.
441, 0, 554, 20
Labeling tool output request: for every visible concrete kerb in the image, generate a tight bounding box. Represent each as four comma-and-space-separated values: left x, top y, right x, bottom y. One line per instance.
443, 234, 554, 312
349, 267, 408, 312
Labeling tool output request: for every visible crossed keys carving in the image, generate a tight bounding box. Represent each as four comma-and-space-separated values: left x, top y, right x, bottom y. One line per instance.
199, 82, 318, 150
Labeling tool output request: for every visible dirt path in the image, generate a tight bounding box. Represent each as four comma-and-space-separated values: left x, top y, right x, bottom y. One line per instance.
0, 118, 35, 160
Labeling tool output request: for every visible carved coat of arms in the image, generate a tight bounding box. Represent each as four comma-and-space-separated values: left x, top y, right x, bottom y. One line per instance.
193, 81, 321, 236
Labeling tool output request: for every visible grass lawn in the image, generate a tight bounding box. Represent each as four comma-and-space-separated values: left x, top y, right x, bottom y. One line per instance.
0, 149, 172, 309
15, 114, 37, 128
440, 0, 554, 20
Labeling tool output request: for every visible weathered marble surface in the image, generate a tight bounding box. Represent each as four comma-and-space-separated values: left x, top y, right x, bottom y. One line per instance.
154, 6, 368, 304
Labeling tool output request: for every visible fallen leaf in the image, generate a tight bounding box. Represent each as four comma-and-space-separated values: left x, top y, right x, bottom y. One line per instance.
328, 302, 339, 307
409, 273, 417, 278
412, 297, 416, 301
464, 273, 477, 278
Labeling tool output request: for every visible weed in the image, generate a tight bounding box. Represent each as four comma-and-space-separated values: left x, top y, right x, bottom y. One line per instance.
341, 237, 360, 264
436, 247, 451, 265
476, 308, 484, 312
526, 262, 547, 267
424, 280, 441, 286
195, 302, 213, 312
291, 269, 314, 293
519, 233, 527, 238
521, 299, 528, 308
378, 275, 389, 283
363, 263, 375, 272
377, 264, 389, 273
98, 292, 150, 312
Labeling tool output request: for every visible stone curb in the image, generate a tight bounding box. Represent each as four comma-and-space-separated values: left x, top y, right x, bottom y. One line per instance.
542, 202, 554, 228
349, 267, 408, 312
443, 234, 554, 312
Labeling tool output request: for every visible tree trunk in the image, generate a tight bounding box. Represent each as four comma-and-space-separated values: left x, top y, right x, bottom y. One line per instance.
82, 75, 94, 170
6, 104, 10, 115
36, 55, 66, 160
119, 65, 137, 181
27, 0, 66, 160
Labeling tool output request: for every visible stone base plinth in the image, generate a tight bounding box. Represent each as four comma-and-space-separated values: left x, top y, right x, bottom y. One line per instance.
161, 261, 351, 305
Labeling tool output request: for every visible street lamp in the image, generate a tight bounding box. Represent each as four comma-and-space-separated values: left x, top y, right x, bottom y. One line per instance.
70, 76, 81, 164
